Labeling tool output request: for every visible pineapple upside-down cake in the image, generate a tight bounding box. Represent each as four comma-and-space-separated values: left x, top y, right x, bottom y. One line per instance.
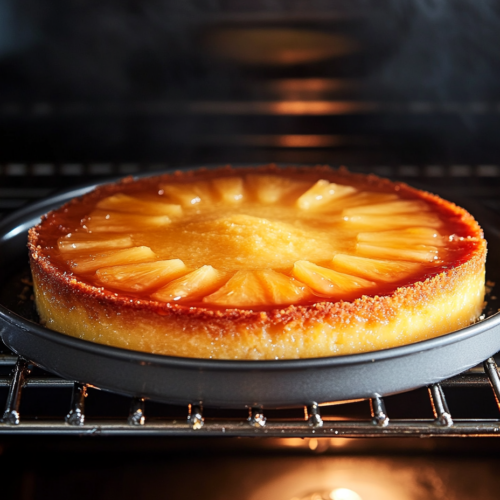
28, 165, 486, 360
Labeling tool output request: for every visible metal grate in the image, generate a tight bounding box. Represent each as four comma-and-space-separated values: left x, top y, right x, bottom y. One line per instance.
2, 354, 500, 436
1, 163, 500, 220
1, 164, 499, 437
1, 162, 500, 178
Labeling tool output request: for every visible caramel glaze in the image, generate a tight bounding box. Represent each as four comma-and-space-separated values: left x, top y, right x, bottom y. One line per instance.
29, 165, 485, 323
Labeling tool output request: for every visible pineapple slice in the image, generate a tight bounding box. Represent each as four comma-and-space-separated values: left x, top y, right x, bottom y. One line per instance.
338, 192, 399, 210
84, 210, 171, 232
69, 246, 156, 274
259, 270, 313, 305
203, 269, 312, 307
356, 243, 439, 262
297, 180, 357, 210
96, 193, 182, 216
151, 265, 227, 302
203, 270, 267, 307
246, 174, 311, 204
58, 233, 133, 253
292, 260, 376, 297
331, 254, 421, 283
342, 213, 442, 230
96, 259, 189, 293
357, 227, 445, 247
342, 200, 430, 216
159, 181, 214, 206
211, 177, 244, 204
309, 192, 400, 216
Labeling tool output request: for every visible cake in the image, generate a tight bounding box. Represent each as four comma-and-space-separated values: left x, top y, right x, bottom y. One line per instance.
28, 165, 486, 360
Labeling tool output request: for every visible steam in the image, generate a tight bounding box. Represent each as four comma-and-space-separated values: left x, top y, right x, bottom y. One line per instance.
368, 0, 500, 101
7, 0, 202, 99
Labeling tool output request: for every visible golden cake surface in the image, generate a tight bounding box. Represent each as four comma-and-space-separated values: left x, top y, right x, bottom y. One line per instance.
28, 165, 486, 359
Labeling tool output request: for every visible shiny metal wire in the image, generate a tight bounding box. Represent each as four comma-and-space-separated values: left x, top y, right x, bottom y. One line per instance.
2, 354, 500, 437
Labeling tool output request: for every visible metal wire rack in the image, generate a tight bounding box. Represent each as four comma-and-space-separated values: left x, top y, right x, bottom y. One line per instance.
2, 353, 500, 437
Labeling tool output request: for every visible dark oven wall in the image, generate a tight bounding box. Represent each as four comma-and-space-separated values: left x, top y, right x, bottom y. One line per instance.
1, 0, 500, 168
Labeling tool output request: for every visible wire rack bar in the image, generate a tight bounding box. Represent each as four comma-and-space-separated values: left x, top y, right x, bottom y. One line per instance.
370, 396, 389, 427
484, 357, 500, 413
1, 355, 500, 436
1, 420, 500, 437
188, 404, 204, 430
429, 384, 453, 427
0, 378, 75, 387
65, 383, 87, 426
128, 397, 146, 426
307, 403, 323, 428
2, 358, 30, 425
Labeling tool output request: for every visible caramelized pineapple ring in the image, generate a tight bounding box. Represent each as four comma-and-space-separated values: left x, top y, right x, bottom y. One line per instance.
58, 233, 134, 253
69, 246, 156, 274
204, 270, 312, 307
96, 259, 189, 293
96, 193, 182, 216
151, 265, 228, 302
60, 174, 454, 307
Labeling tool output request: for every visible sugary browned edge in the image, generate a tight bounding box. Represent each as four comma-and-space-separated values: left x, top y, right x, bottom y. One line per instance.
28, 164, 487, 329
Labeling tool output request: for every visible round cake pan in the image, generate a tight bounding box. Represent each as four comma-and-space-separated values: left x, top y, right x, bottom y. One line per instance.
1, 172, 500, 408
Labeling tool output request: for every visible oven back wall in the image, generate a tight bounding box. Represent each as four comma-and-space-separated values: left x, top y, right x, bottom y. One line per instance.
1, 1, 500, 166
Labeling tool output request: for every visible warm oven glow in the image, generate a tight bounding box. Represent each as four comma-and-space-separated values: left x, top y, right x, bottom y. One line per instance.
249, 457, 424, 500
202, 28, 360, 66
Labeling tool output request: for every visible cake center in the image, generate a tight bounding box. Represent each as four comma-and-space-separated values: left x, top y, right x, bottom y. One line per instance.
155, 213, 336, 271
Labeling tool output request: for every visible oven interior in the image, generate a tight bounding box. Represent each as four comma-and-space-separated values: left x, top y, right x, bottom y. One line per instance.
1, 2, 500, 498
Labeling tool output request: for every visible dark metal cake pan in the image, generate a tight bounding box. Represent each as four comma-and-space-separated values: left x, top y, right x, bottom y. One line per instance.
1, 174, 499, 408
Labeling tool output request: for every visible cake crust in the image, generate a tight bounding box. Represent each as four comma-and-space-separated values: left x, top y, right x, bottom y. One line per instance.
28, 165, 487, 359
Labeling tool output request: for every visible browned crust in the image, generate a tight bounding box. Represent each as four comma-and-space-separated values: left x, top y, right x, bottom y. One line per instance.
28, 164, 487, 334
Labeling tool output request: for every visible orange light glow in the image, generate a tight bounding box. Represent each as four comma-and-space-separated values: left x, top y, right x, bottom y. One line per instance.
308, 439, 319, 451
190, 101, 379, 115
202, 28, 360, 66
328, 438, 352, 448
241, 135, 346, 148
276, 438, 339, 452
330, 488, 362, 500
250, 458, 414, 500
193, 134, 372, 148
267, 101, 378, 115
279, 438, 307, 448
265, 78, 359, 93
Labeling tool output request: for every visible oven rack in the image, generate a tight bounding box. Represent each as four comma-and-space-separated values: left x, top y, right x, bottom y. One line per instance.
2, 353, 500, 437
